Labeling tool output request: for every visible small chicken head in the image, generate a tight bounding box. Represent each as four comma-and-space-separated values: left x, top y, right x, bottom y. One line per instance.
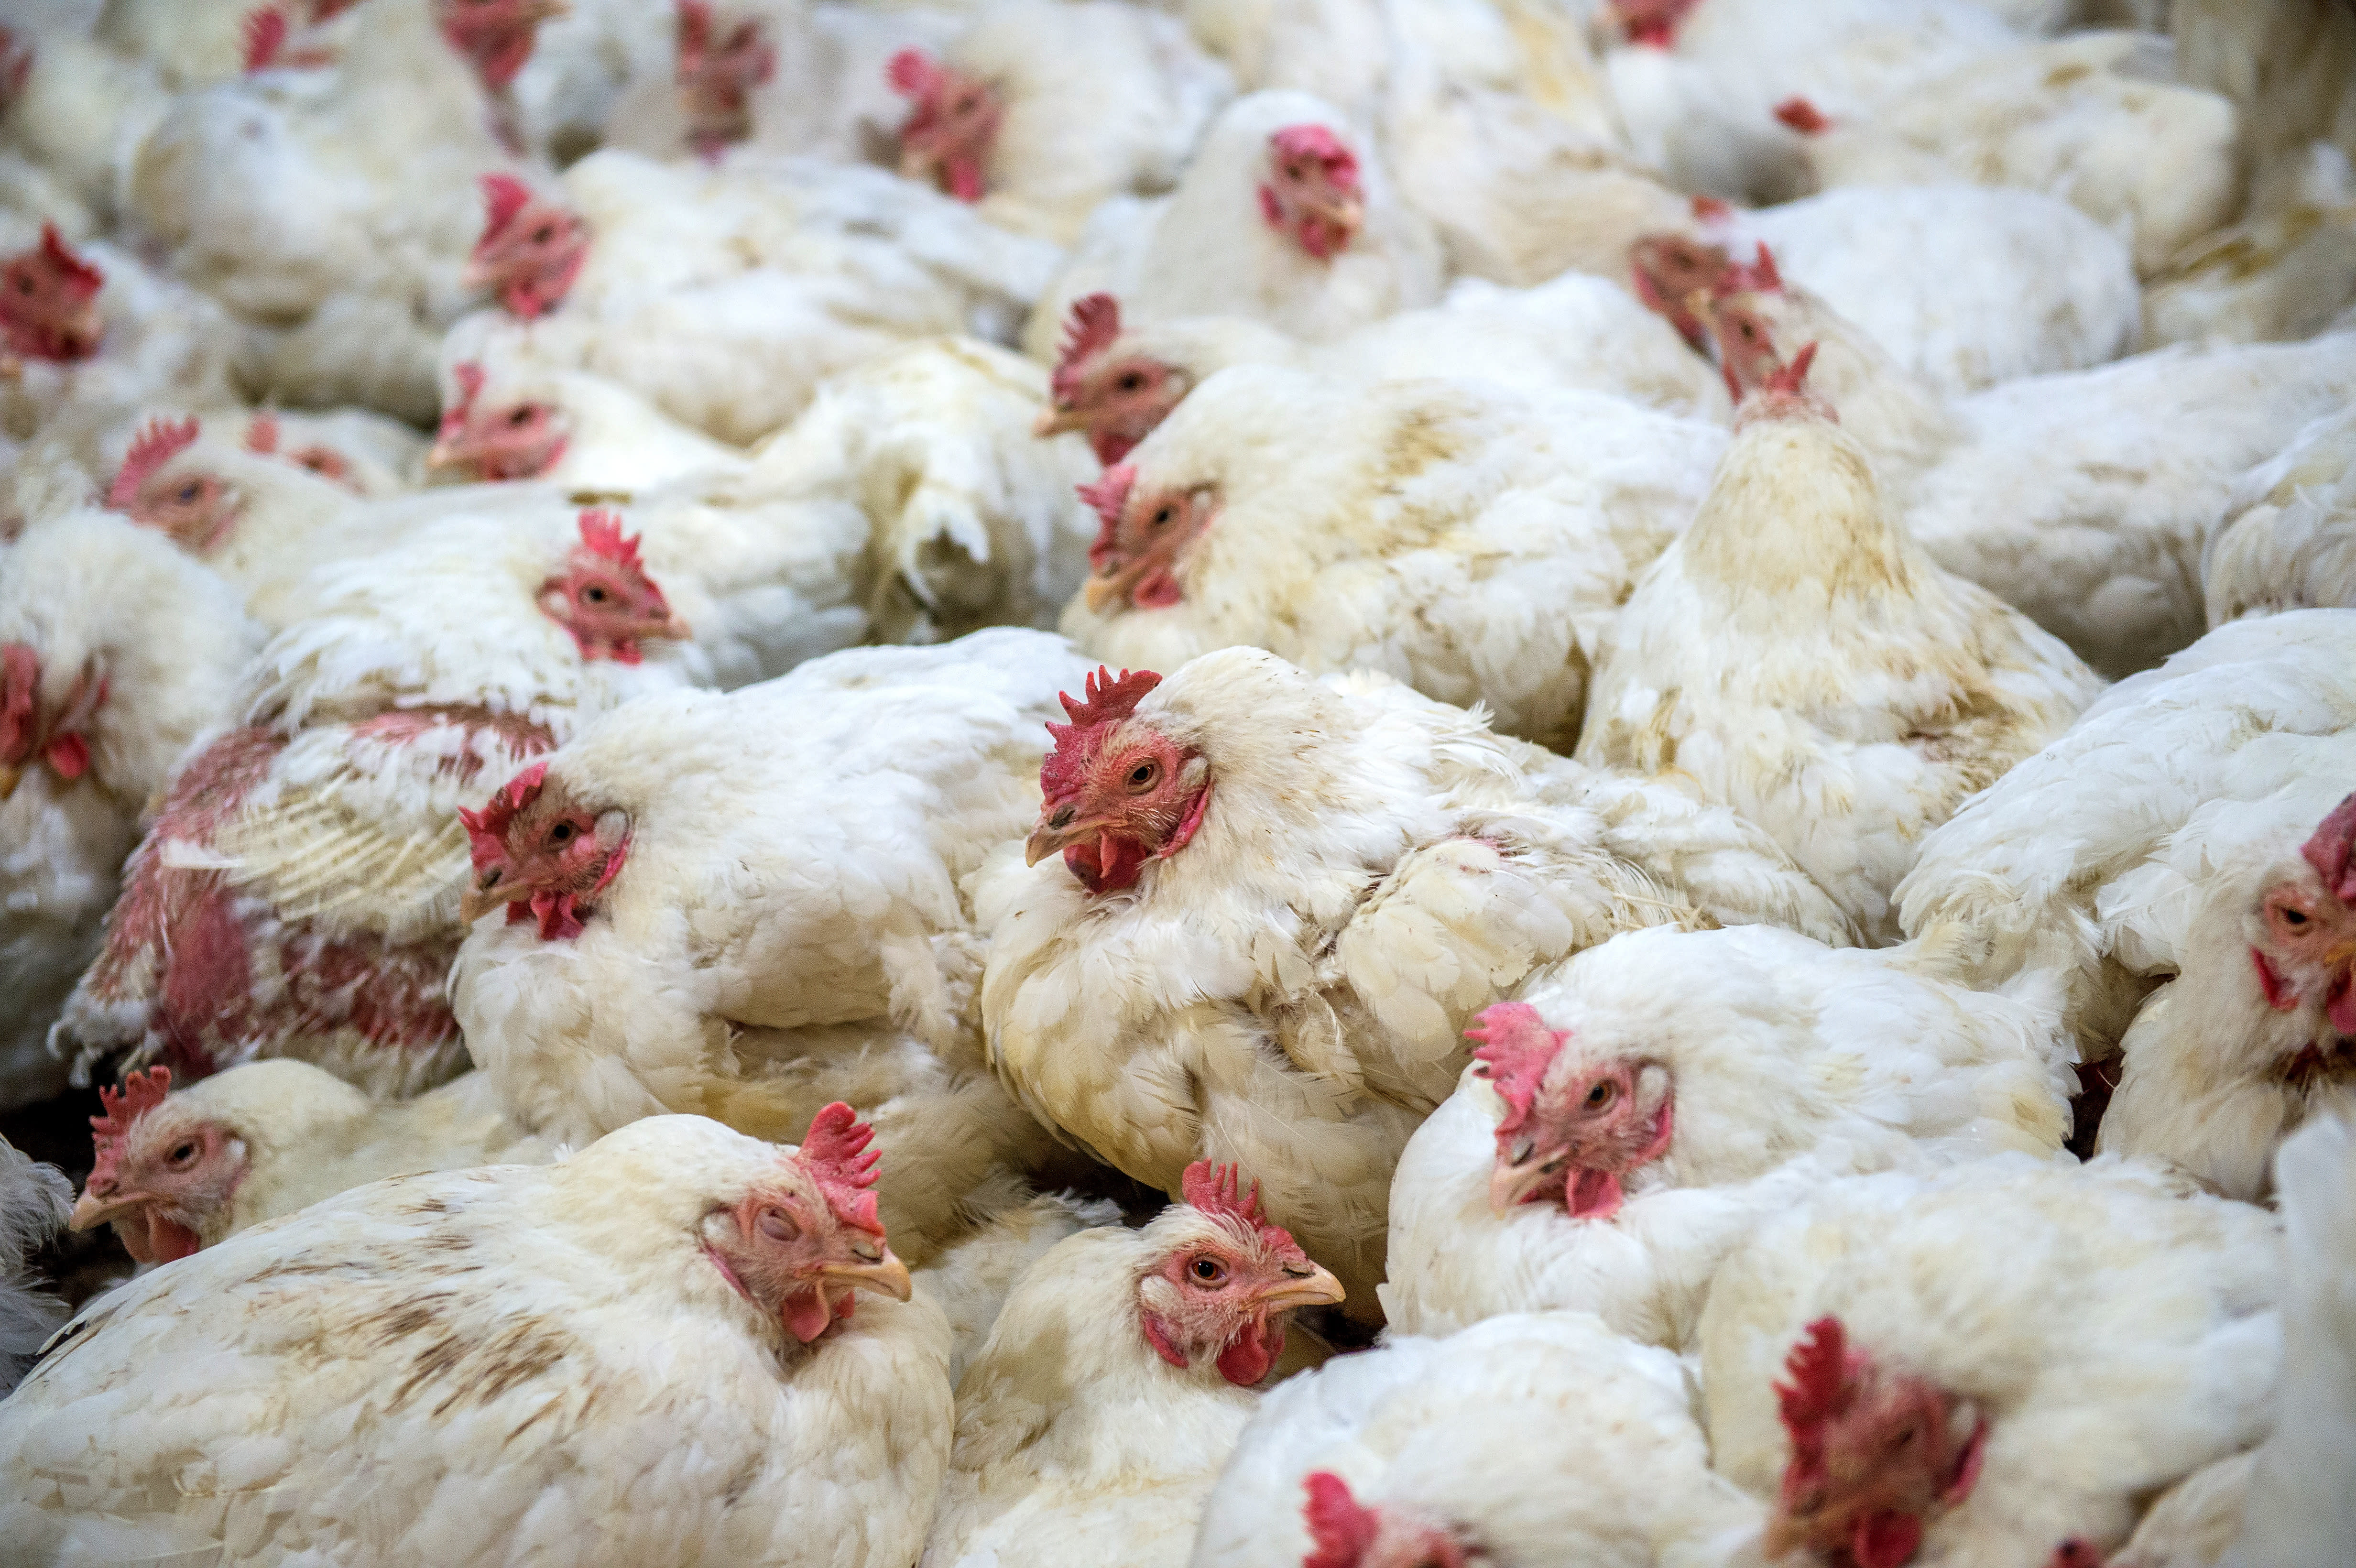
434, 0, 566, 91
1028, 666, 1211, 894
889, 48, 1000, 204
243, 411, 357, 489
457, 759, 630, 936
1466, 1002, 1673, 1220
1767, 1317, 1987, 1568
0, 642, 107, 800
465, 174, 589, 319
0, 224, 103, 363
1035, 294, 1191, 464
1627, 230, 1732, 349
677, 0, 774, 158
1137, 1160, 1344, 1386
1610, 0, 1702, 47
1260, 124, 1363, 261
1301, 1473, 1474, 1568
702, 1101, 912, 1343
69, 1068, 234, 1265
1702, 246, 1793, 398
432, 361, 568, 480
535, 509, 685, 664
108, 416, 251, 557
2248, 790, 2356, 1044
1079, 463, 1215, 613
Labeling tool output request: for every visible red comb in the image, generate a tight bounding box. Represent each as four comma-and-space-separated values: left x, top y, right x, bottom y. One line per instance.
1040, 666, 1161, 802
241, 7, 287, 71
37, 224, 102, 296
1772, 96, 1830, 134
576, 508, 645, 573
88, 1067, 173, 1188
676, 0, 713, 54
244, 410, 280, 455
108, 416, 199, 512
1301, 1472, 1380, 1568
2303, 791, 2356, 903
1077, 465, 1134, 529
797, 1100, 885, 1237
437, 362, 485, 444
1052, 294, 1123, 400
1763, 341, 1819, 396
1719, 241, 1783, 296
1464, 1002, 1568, 1137
479, 174, 535, 239
1776, 1316, 1859, 1471
887, 46, 943, 97
1270, 123, 1358, 184
1181, 1158, 1305, 1258
456, 759, 548, 871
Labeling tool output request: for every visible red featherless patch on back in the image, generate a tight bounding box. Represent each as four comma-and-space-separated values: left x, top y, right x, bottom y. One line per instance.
1181, 1158, 1306, 1261
1720, 241, 1784, 296
1465, 1002, 1567, 1138
1301, 1472, 1380, 1568
87, 1066, 172, 1190
798, 1101, 885, 1237
457, 759, 549, 871
108, 417, 200, 512
1052, 293, 1123, 403
1269, 123, 1357, 183
1777, 1316, 1862, 1486
2302, 791, 2356, 902
1773, 96, 1830, 134
1040, 665, 1160, 802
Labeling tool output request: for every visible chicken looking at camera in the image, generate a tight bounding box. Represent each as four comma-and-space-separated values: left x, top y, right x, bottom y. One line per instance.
1031, 277, 1727, 468
1191, 1311, 1766, 1568
1056, 363, 1726, 752
0, 1111, 953, 1568
1698, 1156, 2280, 1568
978, 650, 1854, 1319
54, 506, 692, 1099
67, 1062, 549, 1265
0, 511, 260, 1111
2204, 403, 2356, 627
1898, 610, 2356, 1199
1023, 90, 1442, 359
1576, 343, 2102, 942
1700, 250, 2356, 676
885, 1, 1233, 244
1381, 930, 2076, 1350
919, 1161, 1344, 1568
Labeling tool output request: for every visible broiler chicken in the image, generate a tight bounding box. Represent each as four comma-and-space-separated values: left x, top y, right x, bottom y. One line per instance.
66, 1061, 550, 1265
1576, 342, 2102, 941
2204, 402, 2356, 626
1380, 929, 2076, 1348
1698, 1155, 2280, 1568
978, 649, 1855, 1319
1057, 362, 1727, 751
914, 1188, 1124, 1385
1190, 1310, 1765, 1568
0, 509, 260, 1109
920, 1160, 1345, 1568
427, 346, 744, 491
0, 1110, 953, 1568
1898, 609, 2356, 1198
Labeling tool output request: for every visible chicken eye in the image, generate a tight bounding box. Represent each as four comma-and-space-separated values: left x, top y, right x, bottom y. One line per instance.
1585, 1081, 1616, 1111
1125, 759, 1160, 792
1150, 505, 1175, 528
176, 482, 201, 504
583, 585, 609, 603
508, 407, 534, 426
757, 1209, 798, 1242
1116, 373, 1144, 392
532, 225, 553, 244
2280, 906, 2311, 928
549, 821, 573, 843
168, 1141, 198, 1166
1188, 1255, 1227, 1287
13, 275, 31, 294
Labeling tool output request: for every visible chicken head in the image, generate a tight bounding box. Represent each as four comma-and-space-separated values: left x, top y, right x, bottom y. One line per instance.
534, 508, 686, 664
0, 642, 106, 800
1259, 124, 1363, 261
465, 174, 589, 319
433, 0, 565, 92
68, 1068, 234, 1265
1767, 1317, 1987, 1568
432, 361, 568, 480
458, 759, 629, 936
702, 1101, 913, 1343
109, 416, 240, 552
1301, 1472, 1473, 1568
1078, 464, 1215, 612
0, 224, 103, 364
678, 0, 774, 158
1026, 665, 1211, 893
1035, 294, 1191, 464
889, 49, 1001, 204
244, 411, 357, 489
2250, 789, 2356, 1049
1628, 230, 1733, 349
1136, 1161, 1344, 1386
1465, 1002, 1673, 1220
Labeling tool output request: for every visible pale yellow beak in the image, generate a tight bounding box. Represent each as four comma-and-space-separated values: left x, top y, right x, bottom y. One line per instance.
1489, 1139, 1572, 1215
1033, 404, 1087, 439
70, 1185, 152, 1233
821, 1249, 913, 1303
1253, 1263, 1346, 1315
0, 761, 19, 801
459, 871, 533, 926
1025, 813, 1107, 868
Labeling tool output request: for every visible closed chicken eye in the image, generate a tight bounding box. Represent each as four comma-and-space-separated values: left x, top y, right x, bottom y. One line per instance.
1188, 1255, 1227, 1286
757, 1208, 798, 1241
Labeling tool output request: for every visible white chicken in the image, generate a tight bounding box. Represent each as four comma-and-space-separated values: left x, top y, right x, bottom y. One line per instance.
920, 1159, 1345, 1568
1379, 930, 2074, 1349
1057, 363, 1727, 751
0, 1133, 69, 1399
0, 509, 259, 1110
0, 1110, 953, 1568
66, 1061, 550, 1265
1698, 1155, 2280, 1568
1190, 1310, 1765, 1568
914, 1188, 1125, 1385
978, 648, 1855, 1318
1576, 344, 2102, 941
2204, 402, 2356, 626
1898, 609, 2356, 1198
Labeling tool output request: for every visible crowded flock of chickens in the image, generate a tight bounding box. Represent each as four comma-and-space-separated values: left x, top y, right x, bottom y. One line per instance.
0, 0, 2352, 1561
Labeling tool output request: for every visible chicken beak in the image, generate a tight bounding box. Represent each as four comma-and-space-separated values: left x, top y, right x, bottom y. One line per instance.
1033, 404, 1087, 439
1253, 1263, 1346, 1315
1489, 1140, 1571, 1215
1081, 553, 1165, 613
1304, 191, 1364, 236
425, 435, 468, 473
70, 1185, 152, 1234
0, 760, 19, 801
459, 869, 533, 926
820, 1249, 913, 1303
1025, 814, 1100, 868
